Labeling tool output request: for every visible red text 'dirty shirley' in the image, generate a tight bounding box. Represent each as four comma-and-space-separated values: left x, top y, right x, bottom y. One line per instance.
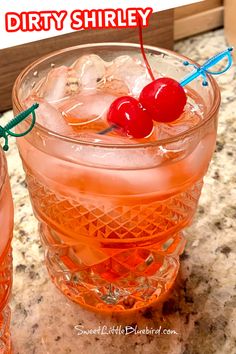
5, 8, 153, 32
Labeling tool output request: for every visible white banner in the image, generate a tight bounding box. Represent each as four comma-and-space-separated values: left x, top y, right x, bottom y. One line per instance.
0, 0, 202, 49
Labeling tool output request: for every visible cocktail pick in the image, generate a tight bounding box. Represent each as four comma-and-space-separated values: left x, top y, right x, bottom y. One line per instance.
180, 47, 233, 87
0, 103, 39, 151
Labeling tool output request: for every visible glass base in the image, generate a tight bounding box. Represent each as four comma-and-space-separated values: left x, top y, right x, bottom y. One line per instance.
40, 223, 186, 313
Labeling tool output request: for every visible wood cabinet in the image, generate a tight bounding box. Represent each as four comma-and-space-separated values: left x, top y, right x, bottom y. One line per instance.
225, 0, 236, 60
174, 0, 224, 40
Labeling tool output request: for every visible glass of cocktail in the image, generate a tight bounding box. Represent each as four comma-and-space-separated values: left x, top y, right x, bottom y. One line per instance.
0, 147, 13, 350
12, 43, 220, 313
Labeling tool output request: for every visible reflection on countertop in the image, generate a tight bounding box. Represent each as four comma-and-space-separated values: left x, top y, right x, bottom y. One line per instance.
2, 29, 236, 354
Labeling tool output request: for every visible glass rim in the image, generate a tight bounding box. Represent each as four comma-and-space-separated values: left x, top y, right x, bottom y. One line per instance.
13, 42, 221, 149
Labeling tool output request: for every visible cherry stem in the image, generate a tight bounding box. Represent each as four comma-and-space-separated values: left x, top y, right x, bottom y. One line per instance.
98, 124, 117, 135
138, 17, 155, 82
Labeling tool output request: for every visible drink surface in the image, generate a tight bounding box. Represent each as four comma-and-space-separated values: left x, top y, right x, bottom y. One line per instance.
18, 50, 217, 311
26, 53, 206, 142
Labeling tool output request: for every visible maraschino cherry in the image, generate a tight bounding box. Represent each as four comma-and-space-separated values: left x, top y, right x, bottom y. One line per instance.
139, 77, 187, 123
105, 21, 187, 138
107, 96, 153, 138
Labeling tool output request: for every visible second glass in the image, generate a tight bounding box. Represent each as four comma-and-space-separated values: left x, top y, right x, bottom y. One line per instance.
0, 147, 13, 351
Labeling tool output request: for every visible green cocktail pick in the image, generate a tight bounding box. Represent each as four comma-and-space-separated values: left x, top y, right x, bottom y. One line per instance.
0, 103, 39, 151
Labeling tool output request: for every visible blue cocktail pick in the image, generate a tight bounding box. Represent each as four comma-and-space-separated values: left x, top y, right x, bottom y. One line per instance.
180, 47, 233, 87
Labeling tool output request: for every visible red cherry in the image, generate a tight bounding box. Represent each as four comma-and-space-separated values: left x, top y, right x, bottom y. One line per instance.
139, 78, 187, 123
107, 96, 153, 138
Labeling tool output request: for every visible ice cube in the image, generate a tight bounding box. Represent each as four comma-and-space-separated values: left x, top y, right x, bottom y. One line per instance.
34, 66, 79, 103
156, 103, 202, 140
71, 54, 106, 91
54, 92, 116, 126
52, 144, 176, 197
97, 78, 129, 97
24, 96, 74, 135
105, 55, 152, 97
149, 103, 203, 163
60, 139, 163, 169
68, 131, 138, 145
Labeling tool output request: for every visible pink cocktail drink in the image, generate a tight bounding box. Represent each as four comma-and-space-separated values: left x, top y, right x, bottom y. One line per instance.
0, 147, 13, 351
13, 44, 220, 312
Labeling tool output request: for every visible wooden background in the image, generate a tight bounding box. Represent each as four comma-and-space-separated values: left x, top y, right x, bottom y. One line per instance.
224, 0, 236, 60
174, 0, 224, 40
0, 10, 173, 112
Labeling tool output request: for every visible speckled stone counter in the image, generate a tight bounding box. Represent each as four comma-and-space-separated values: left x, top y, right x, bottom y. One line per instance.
2, 29, 236, 354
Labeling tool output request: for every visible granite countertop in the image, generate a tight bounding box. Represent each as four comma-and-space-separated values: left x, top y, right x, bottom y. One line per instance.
2, 29, 236, 354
